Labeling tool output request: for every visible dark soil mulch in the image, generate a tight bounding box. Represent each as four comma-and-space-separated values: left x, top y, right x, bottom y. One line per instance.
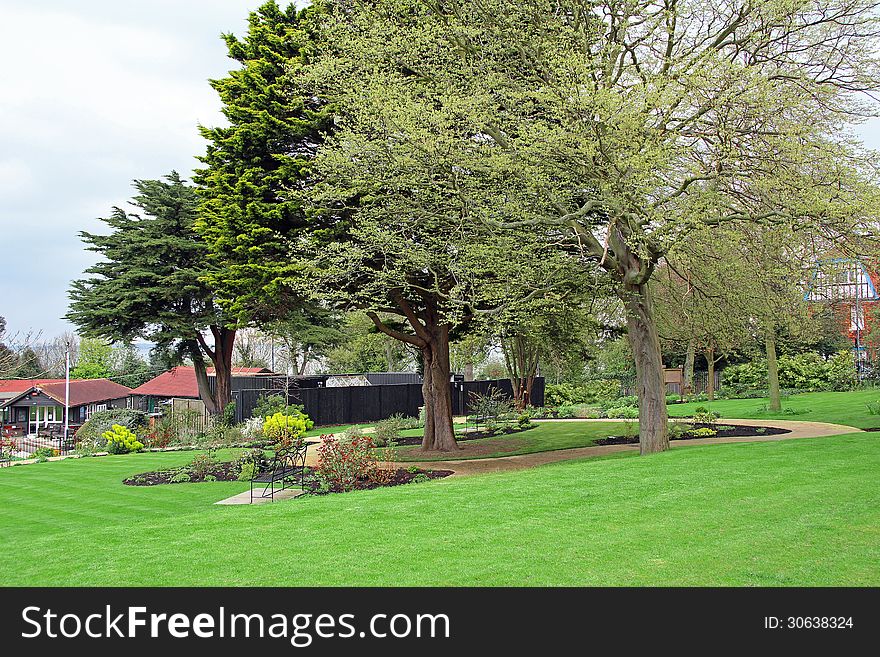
303, 468, 453, 495
124, 462, 453, 494
392, 424, 536, 447
124, 461, 242, 486
593, 423, 789, 446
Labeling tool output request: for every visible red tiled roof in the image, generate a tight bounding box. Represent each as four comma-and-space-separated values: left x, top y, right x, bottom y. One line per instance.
38, 379, 133, 407
0, 379, 64, 394
130, 366, 274, 398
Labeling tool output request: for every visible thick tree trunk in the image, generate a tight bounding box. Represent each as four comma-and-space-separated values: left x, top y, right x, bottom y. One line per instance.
189, 343, 219, 415
622, 282, 669, 455
683, 339, 695, 396
706, 346, 716, 401
420, 324, 458, 451
501, 334, 539, 411
766, 329, 781, 412
211, 326, 236, 415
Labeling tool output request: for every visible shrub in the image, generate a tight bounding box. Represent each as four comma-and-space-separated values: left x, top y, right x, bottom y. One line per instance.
102, 424, 144, 454
545, 380, 621, 406
723, 350, 856, 394
241, 416, 265, 441
690, 427, 718, 438
691, 406, 719, 426
253, 394, 306, 419
262, 411, 313, 448
189, 452, 218, 479
867, 400, 880, 416
665, 393, 681, 404
343, 425, 365, 441
555, 405, 576, 419
76, 409, 149, 449
32, 446, 55, 462
605, 406, 639, 419
373, 415, 403, 448
169, 471, 191, 483
233, 449, 265, 481
315, 434, 377, 492
468, 388, 515, 429
410, 473, 430, 484
668, 421, 687, 440
395, 414, 421, 430
614, 395, 639, 408
517, 413, 534, 429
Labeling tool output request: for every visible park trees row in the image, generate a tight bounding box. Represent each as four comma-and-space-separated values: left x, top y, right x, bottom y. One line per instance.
68, 0, 880, 454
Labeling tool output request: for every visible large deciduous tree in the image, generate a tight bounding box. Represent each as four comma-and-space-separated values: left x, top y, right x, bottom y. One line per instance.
67, 174, 237, 414
318, 0, 880, 454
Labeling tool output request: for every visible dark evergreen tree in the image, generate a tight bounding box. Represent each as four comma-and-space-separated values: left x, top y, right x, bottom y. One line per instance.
66, 173, 237, 414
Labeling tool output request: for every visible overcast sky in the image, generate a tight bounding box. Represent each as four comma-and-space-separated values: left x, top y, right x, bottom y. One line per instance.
0, 0, 270, 340
1, 1, 879, 341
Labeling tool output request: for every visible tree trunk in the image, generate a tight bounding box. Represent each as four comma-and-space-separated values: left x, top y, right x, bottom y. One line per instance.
210, 326, 236, 415
622, 282, 669, 455
706, 345, 716, 401
298, 347, 310, 376
766, 329, 781, 412
501, 334, 539, 411
188, 341, 219, 415
464, 361, 474, 381
683, 339, 695, 397
420, 323, 458, 451
384, 341, 395, 372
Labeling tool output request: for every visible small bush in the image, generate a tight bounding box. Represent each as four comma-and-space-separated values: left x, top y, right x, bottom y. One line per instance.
343, 426, 365, 441
517, 413, 534, 429
665, 393, 681, 404
668, 421, 688, 440
189, 453, 218, 479
169, 471, 191, 483
555, 405, 576, 419
253, 394, 306, 419
373, 415, 403, 448
315, 434, 378, 492
605, 406, 639, 419
102, 424, 144, 454
262, 411, 313, 448
32, 447, 55, 462
691, 407, 719, 426
545, 380, 621, 406
867, 400, 880, 416
76, 409, 149, 450
620, 420, 638, 441
410, 473, 430, 484
690, 427, 718, 438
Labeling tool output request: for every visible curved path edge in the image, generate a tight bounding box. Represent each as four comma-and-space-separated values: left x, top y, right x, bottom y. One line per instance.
399, 418, 864, 478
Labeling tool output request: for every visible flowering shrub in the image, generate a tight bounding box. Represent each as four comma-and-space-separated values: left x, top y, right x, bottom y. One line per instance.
263, 411, 313, 448
0, 437, 16, 459
691, 407, 719, 427
241, 416, 265, 441
102, 424, 144, 454
315, 434, 378, 492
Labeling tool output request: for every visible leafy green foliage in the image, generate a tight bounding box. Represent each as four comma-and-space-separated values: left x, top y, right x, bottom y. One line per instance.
195, 1, 334, 322
690, 427, 718, 438
545, 380, 621, 407
724, 351, 856, 393
262, 411, 313, 447
605, 406, 639, 419
102, 424, 144, 454
66, 173, 237, 414
75, 409, 149, 451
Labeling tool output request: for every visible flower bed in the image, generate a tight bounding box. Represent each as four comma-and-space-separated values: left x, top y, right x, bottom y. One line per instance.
593, 423, 788, 446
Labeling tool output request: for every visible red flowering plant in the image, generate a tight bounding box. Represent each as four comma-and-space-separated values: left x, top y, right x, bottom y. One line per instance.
0, 436, 16, 460
315, 434, 379, 492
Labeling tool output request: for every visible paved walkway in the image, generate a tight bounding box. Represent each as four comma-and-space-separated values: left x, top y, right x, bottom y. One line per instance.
397, 418, 863, 478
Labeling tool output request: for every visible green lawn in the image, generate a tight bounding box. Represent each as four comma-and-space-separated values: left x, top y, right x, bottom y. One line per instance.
395, 421, 630, 461
1, 432, 877, 585
667, 388, 880, 429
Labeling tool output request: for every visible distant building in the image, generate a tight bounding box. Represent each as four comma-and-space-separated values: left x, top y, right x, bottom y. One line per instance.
806, 257, 880, 361
129, 366, 275, 414
0, 378, 133, 437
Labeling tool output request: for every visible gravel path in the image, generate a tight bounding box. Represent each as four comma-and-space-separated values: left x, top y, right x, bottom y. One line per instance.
396, 418, 864, 478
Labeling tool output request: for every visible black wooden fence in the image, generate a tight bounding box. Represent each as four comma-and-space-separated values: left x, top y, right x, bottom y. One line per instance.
231, 377, 545, 427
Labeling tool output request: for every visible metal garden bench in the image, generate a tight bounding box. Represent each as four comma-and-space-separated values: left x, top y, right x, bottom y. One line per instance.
249, 441, 311, 503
